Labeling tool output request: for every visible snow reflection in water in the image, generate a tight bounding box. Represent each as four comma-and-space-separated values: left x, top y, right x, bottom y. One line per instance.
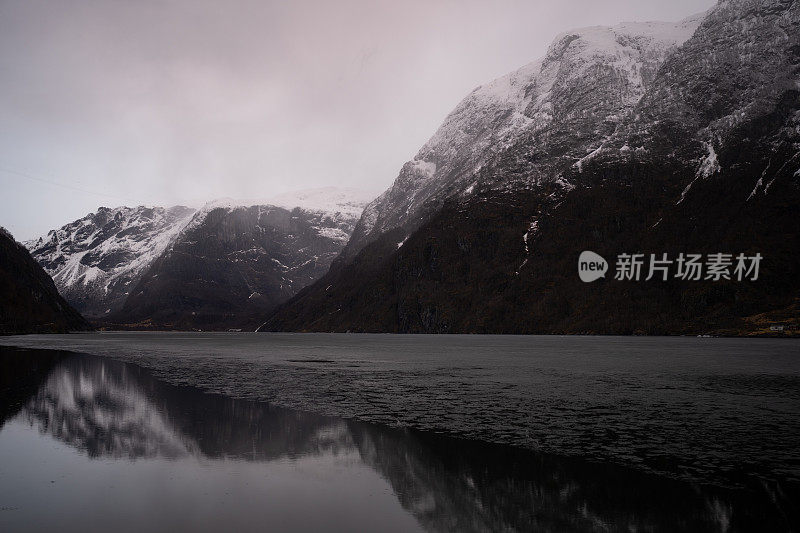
0, 347, 796, 532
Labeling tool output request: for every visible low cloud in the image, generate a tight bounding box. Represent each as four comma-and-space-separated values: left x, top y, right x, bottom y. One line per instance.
0, 0, 712, 239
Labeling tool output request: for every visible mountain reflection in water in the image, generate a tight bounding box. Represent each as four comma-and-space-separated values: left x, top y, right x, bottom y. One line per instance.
0, 347, 796, 532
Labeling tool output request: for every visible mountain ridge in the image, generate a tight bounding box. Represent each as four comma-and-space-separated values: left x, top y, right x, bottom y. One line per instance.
25, 187, 374, 329
342, 13, 705, 261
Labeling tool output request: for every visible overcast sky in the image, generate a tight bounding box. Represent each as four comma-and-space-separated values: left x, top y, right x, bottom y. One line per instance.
0, 0, 713, 240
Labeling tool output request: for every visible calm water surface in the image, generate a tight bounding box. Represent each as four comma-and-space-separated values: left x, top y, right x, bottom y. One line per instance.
0, 333, 798, 531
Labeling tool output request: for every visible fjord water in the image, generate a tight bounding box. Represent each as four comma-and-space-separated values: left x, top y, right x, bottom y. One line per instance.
0, 335, 798, 531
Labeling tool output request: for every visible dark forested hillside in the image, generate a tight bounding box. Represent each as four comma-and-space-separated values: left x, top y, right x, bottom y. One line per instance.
0, 228, 90, 335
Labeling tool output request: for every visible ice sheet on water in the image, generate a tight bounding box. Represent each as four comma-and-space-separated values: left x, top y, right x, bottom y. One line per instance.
1, 332, 798, 489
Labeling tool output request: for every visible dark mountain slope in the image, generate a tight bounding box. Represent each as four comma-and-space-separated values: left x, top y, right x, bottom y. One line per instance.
263, 0, 800, 335
0, 228, 90, 334
262, 156, 799, 335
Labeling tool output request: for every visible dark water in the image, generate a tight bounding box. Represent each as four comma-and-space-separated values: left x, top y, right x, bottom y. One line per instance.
0, 335, 798, 531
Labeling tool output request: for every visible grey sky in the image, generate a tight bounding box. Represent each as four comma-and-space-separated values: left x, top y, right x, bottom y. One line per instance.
0, 0, 714, 240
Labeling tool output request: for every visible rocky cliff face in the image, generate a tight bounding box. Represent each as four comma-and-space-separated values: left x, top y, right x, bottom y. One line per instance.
25, 205, 197, 318
111, 190, 371, 329
265, 0, 800, 335
0, 227, 90, 334
343, 14, 703, 260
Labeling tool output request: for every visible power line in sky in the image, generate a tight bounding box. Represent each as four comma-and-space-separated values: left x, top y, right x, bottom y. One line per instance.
0, 165, 148, 206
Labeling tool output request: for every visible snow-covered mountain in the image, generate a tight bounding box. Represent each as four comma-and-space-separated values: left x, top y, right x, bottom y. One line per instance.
344, 14, 703, 257
265, 0, 800, 335
25, 188, 374, 327
25, 206, 197, 318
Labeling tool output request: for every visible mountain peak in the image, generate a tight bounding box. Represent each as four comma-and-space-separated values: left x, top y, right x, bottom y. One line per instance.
25, 205, 198, 318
